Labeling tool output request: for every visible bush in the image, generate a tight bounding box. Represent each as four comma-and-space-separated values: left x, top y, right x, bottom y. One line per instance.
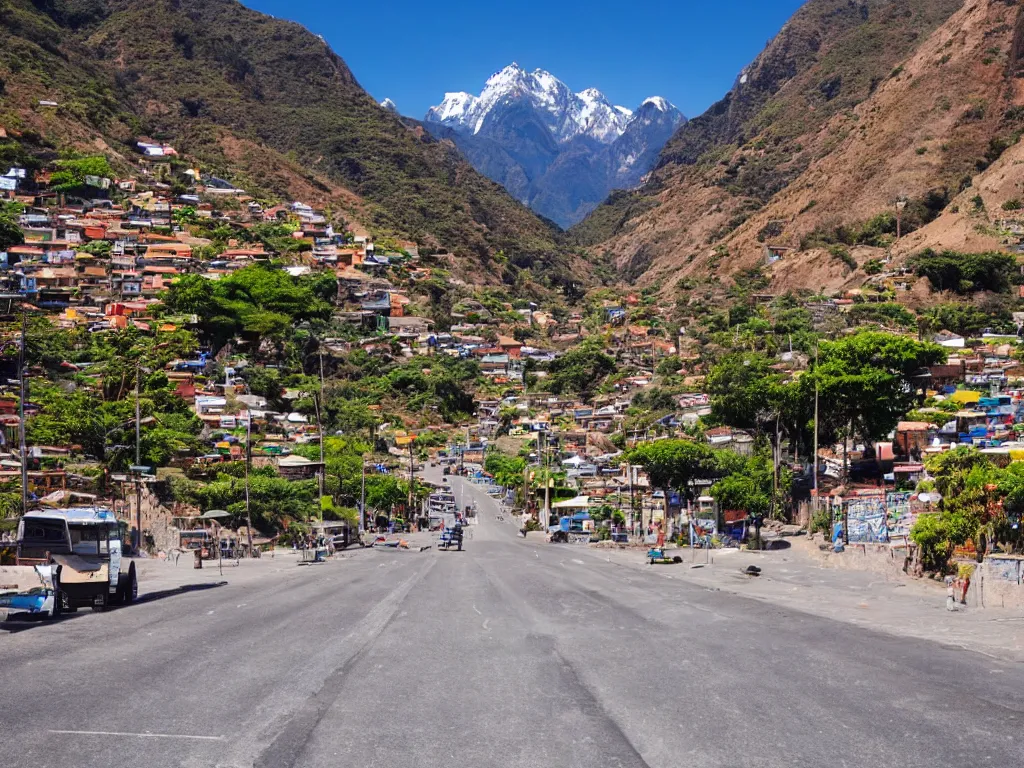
1002, 199, 1022, 212
910, 513, 951, 572
828, 244, 857, 271
847, 302, 916, 328
922, 302, 1006, 336
910, 249, 1016, 293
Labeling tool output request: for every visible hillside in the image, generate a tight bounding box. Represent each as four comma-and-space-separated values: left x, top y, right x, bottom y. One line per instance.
571, 0, 1024, 295
0, 0, 575, 284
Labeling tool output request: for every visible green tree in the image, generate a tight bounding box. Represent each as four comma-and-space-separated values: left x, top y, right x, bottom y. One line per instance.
364, 474, 407, 517
910, 249, 1017, 294
809, 332, 945, 456
710, 450, 785, 519
544, 342, 617, 397
0, 209, 23, 252
164, 274, 218, 316
627, 440, 721, 506
49, 156, 115, 195
485, 454, 526, 489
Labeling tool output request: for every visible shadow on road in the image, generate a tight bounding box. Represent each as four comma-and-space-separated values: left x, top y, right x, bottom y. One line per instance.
1, 582, 227, 632
137, 581, 227, 604
0, 610, 85, 633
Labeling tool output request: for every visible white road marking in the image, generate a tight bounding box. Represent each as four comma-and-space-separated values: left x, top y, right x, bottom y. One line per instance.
472, 604, 482, 615
482, 619, 490, 631
50, 730, 223, 741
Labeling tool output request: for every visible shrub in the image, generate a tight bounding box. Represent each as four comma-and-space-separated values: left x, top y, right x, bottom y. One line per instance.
847, 302, 916, 328
910, 249, 1016, 293
756, 220, 785, 243
1002, 199, 1022, 212
828, 244, 857, 271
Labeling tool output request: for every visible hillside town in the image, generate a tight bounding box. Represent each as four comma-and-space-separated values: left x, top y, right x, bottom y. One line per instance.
0, 140, 1023, 616
3, 1, 1024, 765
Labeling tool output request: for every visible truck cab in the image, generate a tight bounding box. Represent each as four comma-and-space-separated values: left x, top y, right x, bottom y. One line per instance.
17, 508, 138, 612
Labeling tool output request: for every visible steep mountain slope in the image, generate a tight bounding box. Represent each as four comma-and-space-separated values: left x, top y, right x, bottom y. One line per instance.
0, 0, 573, 282
424, 64, 684, 228
572, 0, 1013, 292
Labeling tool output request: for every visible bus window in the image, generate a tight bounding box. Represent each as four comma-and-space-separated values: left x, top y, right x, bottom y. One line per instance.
68, 526, 107, 555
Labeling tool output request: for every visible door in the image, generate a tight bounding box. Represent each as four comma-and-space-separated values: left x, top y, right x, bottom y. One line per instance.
108, 526, 122, 592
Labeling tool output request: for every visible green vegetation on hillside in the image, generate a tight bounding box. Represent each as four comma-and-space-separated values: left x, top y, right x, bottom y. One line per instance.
0, 0, 574, 283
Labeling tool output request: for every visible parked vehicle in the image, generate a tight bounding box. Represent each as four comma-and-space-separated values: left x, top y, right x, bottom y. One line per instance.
9, 508, 138, 614
439, 524, 464, 551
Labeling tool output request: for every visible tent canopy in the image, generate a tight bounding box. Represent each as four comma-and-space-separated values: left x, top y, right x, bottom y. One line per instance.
552, 495, 590, 509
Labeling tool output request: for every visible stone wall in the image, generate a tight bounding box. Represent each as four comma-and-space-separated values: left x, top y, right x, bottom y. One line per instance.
973, 556, 1024, 610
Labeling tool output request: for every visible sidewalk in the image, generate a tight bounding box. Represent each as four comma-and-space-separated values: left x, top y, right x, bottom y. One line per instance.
581, 539, 1024, 662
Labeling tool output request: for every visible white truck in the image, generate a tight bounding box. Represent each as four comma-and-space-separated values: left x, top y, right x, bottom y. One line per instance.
0, 507, 138, 619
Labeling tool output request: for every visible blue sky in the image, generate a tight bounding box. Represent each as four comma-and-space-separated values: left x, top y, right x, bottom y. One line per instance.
242, 0, 806, 119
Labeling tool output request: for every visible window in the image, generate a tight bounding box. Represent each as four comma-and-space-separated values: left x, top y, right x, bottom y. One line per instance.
20, 520, 68, 546
68, 526, 108, 555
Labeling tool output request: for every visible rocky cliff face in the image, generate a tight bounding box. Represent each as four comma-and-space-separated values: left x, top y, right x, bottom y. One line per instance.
571, 0, 1020, 299
424, 64, 684, 228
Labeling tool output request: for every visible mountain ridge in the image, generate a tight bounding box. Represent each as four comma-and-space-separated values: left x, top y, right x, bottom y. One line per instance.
571, 0, 1019, 299
423, 63, 684, 228
0, 0, 580, 287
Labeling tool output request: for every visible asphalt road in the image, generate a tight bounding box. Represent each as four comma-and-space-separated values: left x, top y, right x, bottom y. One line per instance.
2, 475, 1022, 767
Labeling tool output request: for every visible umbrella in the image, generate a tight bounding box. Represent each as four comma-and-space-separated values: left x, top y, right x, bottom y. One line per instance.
201, 509, 231, 519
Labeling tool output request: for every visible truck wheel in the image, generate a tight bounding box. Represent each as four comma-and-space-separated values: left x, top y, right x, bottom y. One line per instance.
122, 566, 137, 605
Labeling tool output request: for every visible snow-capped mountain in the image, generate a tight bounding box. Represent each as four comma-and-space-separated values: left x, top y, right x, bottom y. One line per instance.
379, 98, 398, 113
424, 63, 684, 227
426, 63, 633, 145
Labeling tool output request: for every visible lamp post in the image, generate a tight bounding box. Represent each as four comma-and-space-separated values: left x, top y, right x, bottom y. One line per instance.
245, 411, 253, 557
359, 458, 366, 536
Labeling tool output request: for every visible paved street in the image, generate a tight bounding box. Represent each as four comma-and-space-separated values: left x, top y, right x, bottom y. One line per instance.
2, 476, 1023, 767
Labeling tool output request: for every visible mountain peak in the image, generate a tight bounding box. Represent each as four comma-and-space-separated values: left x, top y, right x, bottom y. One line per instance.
486, 62, 529, 88
425, 64, 637, 145
578, 87, 610, 104
640, 96, 674, 113
380, 98, 398, 113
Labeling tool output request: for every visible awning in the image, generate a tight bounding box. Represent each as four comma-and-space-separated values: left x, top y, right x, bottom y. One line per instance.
552, 495, 590, 509
200, 509, 231, 519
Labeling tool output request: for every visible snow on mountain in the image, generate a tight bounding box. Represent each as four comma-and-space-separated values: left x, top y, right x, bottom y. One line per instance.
426, 91, 478, 125
379, 98, 398, 113
425, 63, 644, 145
423, 63, 685, 228
640, 96, 673, 112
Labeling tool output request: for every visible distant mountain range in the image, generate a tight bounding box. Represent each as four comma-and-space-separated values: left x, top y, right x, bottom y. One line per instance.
422, 64, 684, 228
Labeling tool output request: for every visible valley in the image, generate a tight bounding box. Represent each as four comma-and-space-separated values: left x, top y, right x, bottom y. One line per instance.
2, 2, 1024, 766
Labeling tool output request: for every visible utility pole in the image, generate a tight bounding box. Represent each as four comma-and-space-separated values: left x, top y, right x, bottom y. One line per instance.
629, 463, 636, 539
359, 458, 366, 536
407, 441, 415, 522
134, 358, 142, 553
813, 344, 820, 520
18, 312, 27, 515
245, 411, 253, 556
316, 342, 326, 504
542, 430, 551, 528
